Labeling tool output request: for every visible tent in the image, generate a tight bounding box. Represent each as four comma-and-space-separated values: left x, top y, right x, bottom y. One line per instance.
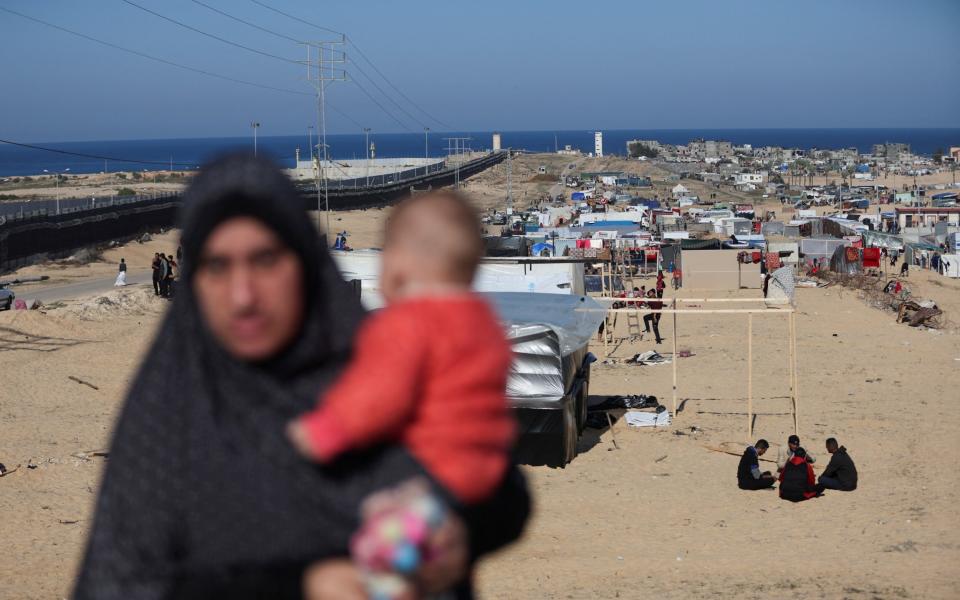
829, 245, 863, 275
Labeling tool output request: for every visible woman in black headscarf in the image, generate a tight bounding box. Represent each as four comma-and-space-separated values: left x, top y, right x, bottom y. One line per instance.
73, 154, 529, 599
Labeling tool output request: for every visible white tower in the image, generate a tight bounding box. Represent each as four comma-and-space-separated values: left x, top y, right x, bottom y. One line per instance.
493, 132, 502, 152
594, 131, 604, 158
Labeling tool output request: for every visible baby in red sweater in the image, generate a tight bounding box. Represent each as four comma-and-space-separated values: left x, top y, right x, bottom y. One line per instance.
288, 190, 514, 597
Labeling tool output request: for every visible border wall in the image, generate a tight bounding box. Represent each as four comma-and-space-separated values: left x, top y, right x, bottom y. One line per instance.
0, 152, 508, 273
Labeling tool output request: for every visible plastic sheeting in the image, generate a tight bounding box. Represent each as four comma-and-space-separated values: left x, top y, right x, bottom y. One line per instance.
766, 266, 796, 306
861, 229, 904, 250
485, 292, 605, 357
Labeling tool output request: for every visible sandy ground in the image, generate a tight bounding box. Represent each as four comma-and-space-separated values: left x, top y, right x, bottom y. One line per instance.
2, 158, 960, 599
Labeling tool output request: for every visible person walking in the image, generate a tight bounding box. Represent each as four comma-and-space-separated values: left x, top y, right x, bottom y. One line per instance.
114, 258, 127, 287
643, 288, 664, 344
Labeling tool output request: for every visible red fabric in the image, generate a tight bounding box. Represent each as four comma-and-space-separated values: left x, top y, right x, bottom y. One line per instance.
778, 456, 818, 500
751, 251, 762, 264
576, 239, 590, 249
862, 247, 881, 268
299, 295, 515, 504
765, 252, 781, 271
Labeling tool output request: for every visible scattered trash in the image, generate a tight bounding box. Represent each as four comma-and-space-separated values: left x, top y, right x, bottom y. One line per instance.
59, 519, 80, 525
624, 409, 671, 428
654, 455, 668, 463
68, 376, 99, 391
629, 351, 671, 365
590, 395, 659, 411
585, 412, 617, 429
677, 349, 695, 358
71, 449, 109, 460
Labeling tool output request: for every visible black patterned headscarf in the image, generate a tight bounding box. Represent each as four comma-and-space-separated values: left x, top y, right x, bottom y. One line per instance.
73, 154, 429, 599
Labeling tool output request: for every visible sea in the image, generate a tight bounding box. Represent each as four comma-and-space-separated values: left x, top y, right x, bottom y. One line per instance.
1, 128, 957, 177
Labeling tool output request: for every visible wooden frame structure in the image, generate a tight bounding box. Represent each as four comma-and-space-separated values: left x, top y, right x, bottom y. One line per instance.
591, 297, 799, 440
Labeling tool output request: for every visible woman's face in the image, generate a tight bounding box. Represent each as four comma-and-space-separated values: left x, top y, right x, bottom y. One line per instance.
193, 216, 305, 362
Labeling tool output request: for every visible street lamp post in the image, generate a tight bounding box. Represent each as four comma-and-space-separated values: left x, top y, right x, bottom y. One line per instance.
424, 127, 430, 160
308, 125, 314, 161
363, 127, 371, 187
251, 122, 260, 157
43, 167, 70, 214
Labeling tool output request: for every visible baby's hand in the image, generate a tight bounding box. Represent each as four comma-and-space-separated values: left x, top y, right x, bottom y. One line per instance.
286, 420, 315, 459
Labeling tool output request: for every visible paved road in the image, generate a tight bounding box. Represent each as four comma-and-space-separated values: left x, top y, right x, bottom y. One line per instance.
9, 269, 153, 303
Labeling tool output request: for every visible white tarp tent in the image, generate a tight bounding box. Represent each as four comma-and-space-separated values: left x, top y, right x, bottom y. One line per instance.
332, 251, 585, 309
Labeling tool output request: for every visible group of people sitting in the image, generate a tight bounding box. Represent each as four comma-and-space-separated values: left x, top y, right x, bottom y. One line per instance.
738, 435, 858, 502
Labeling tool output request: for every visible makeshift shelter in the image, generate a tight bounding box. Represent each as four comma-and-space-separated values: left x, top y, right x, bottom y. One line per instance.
486, 292, 605, 467
829, 245, 863, 275
861, 230, 904, 251
800, 236, 848, 262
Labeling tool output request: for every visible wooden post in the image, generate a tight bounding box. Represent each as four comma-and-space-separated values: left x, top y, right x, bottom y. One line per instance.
671, 297, 678, 417
747, 313, 753, 440
787, 308, 795, 416
791, 311, 800, 436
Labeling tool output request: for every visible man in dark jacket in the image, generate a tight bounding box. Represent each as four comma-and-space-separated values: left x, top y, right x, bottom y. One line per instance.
817, 438, 858, 492
779, 447, 818, 502
151, 253, 162, 296
738, 439, 776, 490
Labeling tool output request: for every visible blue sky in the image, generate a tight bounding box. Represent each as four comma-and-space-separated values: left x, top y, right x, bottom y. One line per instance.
1, 0, 958, 142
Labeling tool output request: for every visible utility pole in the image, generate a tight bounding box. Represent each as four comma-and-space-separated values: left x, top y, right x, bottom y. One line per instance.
444, 137, 472, 189
302, 38, 346, 234
308, 125, 314, 161
424, 127, 430, 160
364, 127, 371, 187
507, 149, 513, 215
251, 122, 260, 156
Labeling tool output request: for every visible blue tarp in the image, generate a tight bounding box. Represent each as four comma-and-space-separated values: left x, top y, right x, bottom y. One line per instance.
581, 220, 637, 227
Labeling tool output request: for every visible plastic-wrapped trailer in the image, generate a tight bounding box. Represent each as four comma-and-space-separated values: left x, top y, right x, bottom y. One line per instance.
486, 292, 605, 468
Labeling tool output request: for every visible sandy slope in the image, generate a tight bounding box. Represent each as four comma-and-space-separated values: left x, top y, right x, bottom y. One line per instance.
2, 157, 960, 598
1, 270, 958, 599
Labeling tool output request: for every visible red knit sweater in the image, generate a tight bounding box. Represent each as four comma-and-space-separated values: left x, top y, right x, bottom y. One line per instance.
299, 294, 515, 504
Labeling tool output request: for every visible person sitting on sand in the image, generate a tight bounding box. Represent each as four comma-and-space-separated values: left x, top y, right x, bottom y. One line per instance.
778, 447, 819, 502
776, 434, 815, 474
738, 439, 776, 490
900, 260, 909, 277
817, 438, 858, 492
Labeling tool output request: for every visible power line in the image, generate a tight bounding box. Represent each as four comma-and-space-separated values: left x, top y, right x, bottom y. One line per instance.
248, 0, 343, 36
0, 6, 364, 129
119, 0, 301, 65
347, 39, 451, 130
347, 57, 426, 129
247, 0, 450, 129
351, 77, 416, 132
189, 0, 302, 44
0, 138, 195, 168
0, 6, 307, 97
